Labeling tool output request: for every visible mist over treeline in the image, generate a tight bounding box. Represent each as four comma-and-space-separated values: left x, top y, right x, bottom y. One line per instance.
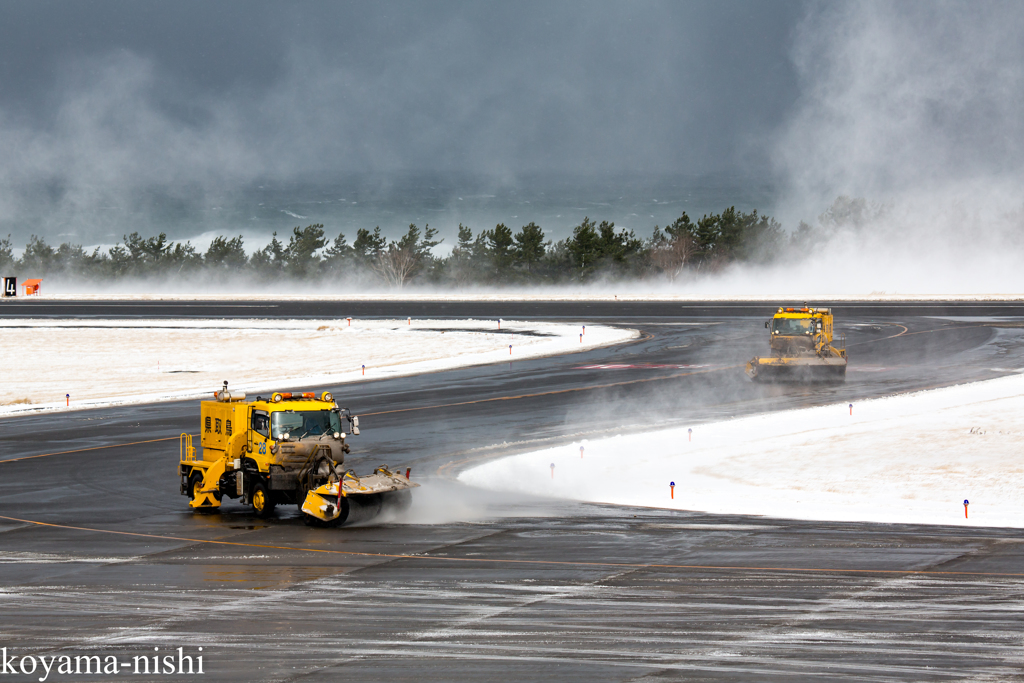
0, 200, 862, 289
0, 196, 918, 291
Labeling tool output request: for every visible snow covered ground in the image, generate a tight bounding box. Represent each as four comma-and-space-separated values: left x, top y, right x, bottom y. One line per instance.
0, 318, 636, 415
460, 373, 1024, 528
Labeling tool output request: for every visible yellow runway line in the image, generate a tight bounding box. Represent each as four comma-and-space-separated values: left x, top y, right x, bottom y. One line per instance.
0, 513, 1021, 579
1, 436, 181, 463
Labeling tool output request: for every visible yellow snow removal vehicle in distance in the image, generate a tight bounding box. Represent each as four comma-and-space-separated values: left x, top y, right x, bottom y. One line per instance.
179, 382, 417, 526
746, 305, 847, 382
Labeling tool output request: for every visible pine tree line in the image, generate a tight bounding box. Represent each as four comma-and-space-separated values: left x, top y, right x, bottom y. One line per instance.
0, 204, 830, 287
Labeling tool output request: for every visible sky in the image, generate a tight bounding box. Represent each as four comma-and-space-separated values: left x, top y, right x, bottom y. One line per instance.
0, 1, 802, 178
1, 0, 1022, 271
0, 0, 804, 246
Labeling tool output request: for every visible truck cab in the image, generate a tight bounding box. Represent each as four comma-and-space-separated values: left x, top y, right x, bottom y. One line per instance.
768, 307, 837, 358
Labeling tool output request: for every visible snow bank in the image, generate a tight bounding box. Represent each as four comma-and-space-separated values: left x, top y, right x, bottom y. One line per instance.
459, 373, 1024, 527
0, 318, 636, 415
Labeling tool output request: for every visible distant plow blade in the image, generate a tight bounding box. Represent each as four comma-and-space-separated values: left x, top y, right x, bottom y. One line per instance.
746, 356, 847, 383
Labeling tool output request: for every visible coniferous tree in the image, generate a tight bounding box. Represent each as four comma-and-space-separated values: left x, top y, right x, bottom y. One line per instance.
0, 235, 15, 274
250, 232, 286, 278
485, 223, 515, 280
567, 217, 600, 278
513, 222, 547, 274
284, 224, 327, 279
352, 227, 386, 264
322, 231, 353, 277
447, 223, 481, 286
164, 241, 203, 276
19, 236, 58, 274
205, 236, 248, 271
566, 217, 641, 279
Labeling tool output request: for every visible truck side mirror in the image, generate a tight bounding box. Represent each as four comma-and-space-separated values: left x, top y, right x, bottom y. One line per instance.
764, 321, 770, 329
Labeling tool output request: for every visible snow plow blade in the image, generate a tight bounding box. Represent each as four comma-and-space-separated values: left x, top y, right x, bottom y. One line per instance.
746, 356, 847, 383
301, 467, 419, 526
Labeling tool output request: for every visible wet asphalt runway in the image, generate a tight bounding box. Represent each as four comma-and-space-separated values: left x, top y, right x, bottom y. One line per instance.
1, 300, 1023, 681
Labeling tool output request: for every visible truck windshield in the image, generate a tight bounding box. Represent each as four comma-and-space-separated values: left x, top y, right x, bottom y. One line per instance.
271, 410, 342, 439
773, 318, 813, 335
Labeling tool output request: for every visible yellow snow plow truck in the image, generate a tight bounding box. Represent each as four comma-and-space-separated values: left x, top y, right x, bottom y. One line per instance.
746, 306, 847, 382
179, 382, 417, 526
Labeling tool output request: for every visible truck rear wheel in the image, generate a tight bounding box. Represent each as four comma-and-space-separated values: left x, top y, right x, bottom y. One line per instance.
188, 472, 204, 501
187, 471, 220, 513
252, 482, 275, 517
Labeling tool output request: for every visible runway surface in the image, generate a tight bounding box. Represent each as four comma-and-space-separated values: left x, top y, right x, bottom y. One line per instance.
1, 300, 1023, 681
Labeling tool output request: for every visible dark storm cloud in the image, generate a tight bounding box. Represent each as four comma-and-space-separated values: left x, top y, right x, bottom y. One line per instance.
0, 0, 802, 183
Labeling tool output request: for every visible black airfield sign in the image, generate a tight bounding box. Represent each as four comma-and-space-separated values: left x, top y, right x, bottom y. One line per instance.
2, 277, 15, 297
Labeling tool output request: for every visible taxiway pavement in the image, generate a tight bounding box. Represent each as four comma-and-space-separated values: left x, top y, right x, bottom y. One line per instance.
1, 301, 1022, 681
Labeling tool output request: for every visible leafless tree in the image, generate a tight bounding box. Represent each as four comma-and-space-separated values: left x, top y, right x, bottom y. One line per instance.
371, 243, 419, 288
650, 233, 697, 282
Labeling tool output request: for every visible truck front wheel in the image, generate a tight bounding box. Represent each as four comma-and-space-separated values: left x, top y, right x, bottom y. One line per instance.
252, 482, 275, 517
